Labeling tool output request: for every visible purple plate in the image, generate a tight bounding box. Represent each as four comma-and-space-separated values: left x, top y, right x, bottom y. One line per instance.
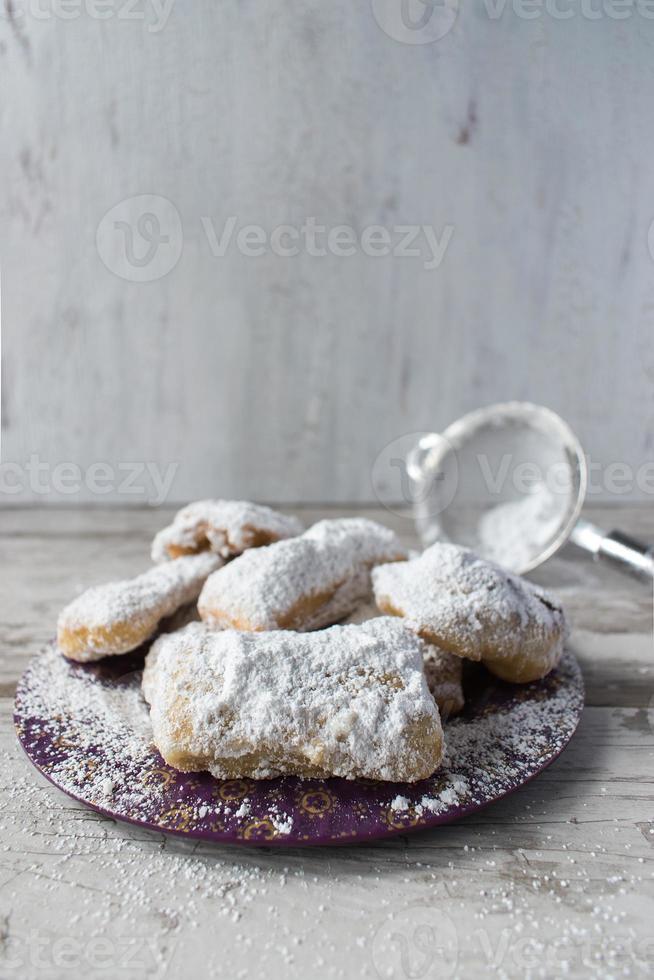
14, 644, 583, 847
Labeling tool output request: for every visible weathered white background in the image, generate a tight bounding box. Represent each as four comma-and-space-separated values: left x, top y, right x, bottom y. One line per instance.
2, 0, 654, 504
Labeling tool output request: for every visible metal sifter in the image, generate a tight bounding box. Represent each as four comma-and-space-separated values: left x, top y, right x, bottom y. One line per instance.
406, 402, 654, 581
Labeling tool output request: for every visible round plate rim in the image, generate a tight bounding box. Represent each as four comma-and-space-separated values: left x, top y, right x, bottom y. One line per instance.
14, 646, 584, 848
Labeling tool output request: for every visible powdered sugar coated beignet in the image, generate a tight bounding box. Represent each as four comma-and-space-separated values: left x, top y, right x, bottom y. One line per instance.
198, 518, 407, 632
151, 500, 303, 562
372, 542, 567, 683
57, 553, 222, 662
142, 619, 443, 782
343, 602, 464, 718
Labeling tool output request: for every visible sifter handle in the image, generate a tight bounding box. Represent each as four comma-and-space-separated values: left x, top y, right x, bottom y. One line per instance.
570, 520, 654, 581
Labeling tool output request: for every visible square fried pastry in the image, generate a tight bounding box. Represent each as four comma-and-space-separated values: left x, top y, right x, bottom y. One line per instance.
142, 619, 444, 782
373, 542, 568, 683
198, 518, 407, 632
151, 500, 303, 562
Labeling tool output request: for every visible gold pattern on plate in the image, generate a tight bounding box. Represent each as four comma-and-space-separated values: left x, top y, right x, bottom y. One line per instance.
297, 787, 336, 815
383, 806, 423, 830
141, 767, 175, 789
156, 805, 193, 832
216, 779, 255, 802
242, 817, 278, 841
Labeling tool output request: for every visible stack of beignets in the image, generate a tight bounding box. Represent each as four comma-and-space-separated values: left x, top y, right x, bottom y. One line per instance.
55, 502, 568, 783
57, 501, 303, 661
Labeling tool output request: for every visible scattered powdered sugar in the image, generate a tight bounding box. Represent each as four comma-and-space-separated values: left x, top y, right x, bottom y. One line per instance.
269, 812, 294, 836
57, 552, 222, 660
143, 618, 441, 782
377, 652, 583, 824
389, 779, 470, 816
151, 500, 303, 563
476, 486, 567, 571
198, 518, 407, 631
439, 661, 582, 804
15, 645, 157, 816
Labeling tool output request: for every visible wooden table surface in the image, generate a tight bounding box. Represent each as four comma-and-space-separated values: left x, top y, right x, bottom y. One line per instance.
0, 506, 652, 979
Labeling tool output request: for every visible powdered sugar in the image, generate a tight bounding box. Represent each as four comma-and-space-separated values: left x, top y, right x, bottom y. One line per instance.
15, 645, 156, 815
198, 518, 407, 631
389, 780, 469, 816
441, 668, 579, 803
476, 486, 566, 571
143, 618, 442, 782
372, 542, 567, 681
269, 812, 294, 836
151, 500, 303, 563
371, 653, 583, 823
343, 602, 464, 717
57, 552, 222, 661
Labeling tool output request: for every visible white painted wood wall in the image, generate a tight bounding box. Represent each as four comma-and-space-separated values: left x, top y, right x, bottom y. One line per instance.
1, 0, 654, 504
